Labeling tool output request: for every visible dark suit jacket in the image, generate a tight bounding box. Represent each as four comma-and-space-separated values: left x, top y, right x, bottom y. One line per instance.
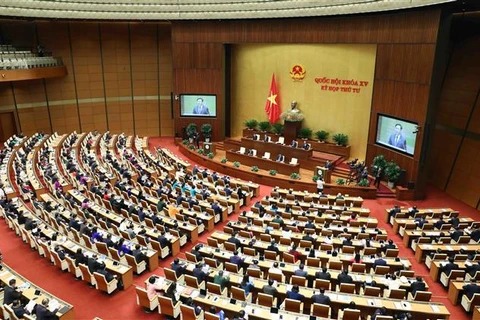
4, 285, 22, 305
266, 244, 279, 254
262, 284, 278, 296
171, 263, 186, 276
463, 283, 480, 299
471, 229, 480, 242
227, 236, 241, 248
388, 133, 407, 151
312, 294, 331, 305
441, 262, 459, 276
410, 281, 426, 296
315, 271, 331, 281
193, 267, 208, 283
35, 304, 59, 320
337, 273, 353, 285
466, 264, 480, 277
373, 258, 387, 269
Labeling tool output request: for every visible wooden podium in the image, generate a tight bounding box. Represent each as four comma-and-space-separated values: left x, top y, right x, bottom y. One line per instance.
203, 142, 215, 155
283, 120, 302, 144
316, 166, 331, 183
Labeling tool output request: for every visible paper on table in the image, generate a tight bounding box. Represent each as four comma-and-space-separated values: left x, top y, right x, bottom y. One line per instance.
445, 246, 454, 251
431, 304, 440, 312
48, 299, 60, 312
25, 300, 37, 314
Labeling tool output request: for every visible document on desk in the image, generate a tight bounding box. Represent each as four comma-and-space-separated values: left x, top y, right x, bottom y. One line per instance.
25, 300, 37, 314
431, 304, 440, 312
445, 246, 454, 251
48, 299, 60, 312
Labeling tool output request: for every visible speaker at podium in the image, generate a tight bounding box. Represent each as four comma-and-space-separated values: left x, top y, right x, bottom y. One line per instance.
316, 166, 331, 183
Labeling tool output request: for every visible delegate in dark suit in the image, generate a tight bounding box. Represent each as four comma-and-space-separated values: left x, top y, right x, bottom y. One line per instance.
387, 124, 407, 151
311, 290, 331, 305
192, 99, 209, 115
463, 283, 480, 299
409, 277, 426, 296
35, 301, 59, 320
441, 259, 459, 277
4, 283, 22, 305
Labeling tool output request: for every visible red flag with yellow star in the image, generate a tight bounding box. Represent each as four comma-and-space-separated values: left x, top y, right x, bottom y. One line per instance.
265, 73, 280, 124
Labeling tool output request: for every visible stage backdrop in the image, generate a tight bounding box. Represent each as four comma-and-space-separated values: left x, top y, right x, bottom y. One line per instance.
230, 43, 376, 160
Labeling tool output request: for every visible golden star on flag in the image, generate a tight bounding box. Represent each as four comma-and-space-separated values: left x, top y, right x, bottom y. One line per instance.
267, 93, 277, 105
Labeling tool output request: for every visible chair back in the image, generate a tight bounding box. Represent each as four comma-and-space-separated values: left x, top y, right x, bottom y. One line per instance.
96, 242, 109, 256
180, 304, 202, 320
328, 260, 343, 270
385, 249, 399, 257
79, 263, 94, 284
375, 265, 390, 275
283, 252, 296, 264
135, 286, 157, 309
205, 312, 220, 320
93, 272, 110, 292
231, 286, 247, 301
246, 268, 262, 278
257, 292, 274, 307
307, 257, 320, 267
186, 252, 199, 263
284, 298, 302, 313
314, 279, 330, 290
399, 270, 415, 277
311, 303, 330, 318
339, 283, 356, 294
268, 272, 284, 282
164, 267, 179, 282
158, 296, 175, 316
185, 274, 202, 288
343, 309, 361, 320
225, 262, 240, 274
224, 242, 236, 252
364, 247, 377, 255
351, 263, 365, 273
342, 246, 355, 254
265, 250, 277, 261
412, 290, 432, 301
244, 247, 256, 256
364, 286, 381, 297
207, 237, 220, 248
207, 282, 223, 295
389, 289, 406, 299
291, 275, 307, 287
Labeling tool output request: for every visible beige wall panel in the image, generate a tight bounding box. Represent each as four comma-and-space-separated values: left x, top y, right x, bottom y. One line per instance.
231, 43, 376, 160
18, 107, 50, 135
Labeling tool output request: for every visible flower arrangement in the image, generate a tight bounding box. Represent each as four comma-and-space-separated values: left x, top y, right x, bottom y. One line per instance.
251, 166, 259, 172
197, 148, 205, 155
207, 152, 214, 159
188, 144, 195, 150
233, 161, 241, 168
269, 169, 277, 176
220, 158, 227, 163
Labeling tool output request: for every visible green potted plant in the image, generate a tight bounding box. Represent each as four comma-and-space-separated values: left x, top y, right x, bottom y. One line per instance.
385, 160, 401, 188
336, 178, 345, 185
220, 158, 227, 164
251, 166, 259, 172
357, 178, 370, 187
290, 173, 300, 180
312, 175, 319, 182
314, 130, 329, 143
371, 154, 387, 176
207, 152, 214, 159
186, 123, 198, 143
197, 148, 205, 155
332, 133, 349, 146
188, 144, 195, 150
244, 119, 258, 130
233, 161, 241, 168
269, 169, 277, 176
201, 124, 212, 142
298, 127, 313, 140
271, 123, 284, 135
258, 121, 271, 132
182, 139, 189, 145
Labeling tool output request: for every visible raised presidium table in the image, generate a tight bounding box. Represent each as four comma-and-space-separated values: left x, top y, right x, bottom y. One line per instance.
226, 150, 300, 175
0, 263, 74, 319
272, 188, 364, 207
241, 137, 313, 160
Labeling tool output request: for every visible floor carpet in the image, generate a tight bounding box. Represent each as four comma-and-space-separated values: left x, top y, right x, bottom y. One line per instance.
0, 137, 475, 320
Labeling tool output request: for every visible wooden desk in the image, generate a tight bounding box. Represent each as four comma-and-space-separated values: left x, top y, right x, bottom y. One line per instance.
385, 207, 454, 224
0, 149, 18, 199
226, 150, 300, 175
241, 137, 313, 160
274, 188, 364, 207
474, 306, 480, 320
0, 263, 74, 319
430, 260, 468, 282
392, 217, 473, 234
415, 244, 480, 263
447, 281, 466, 305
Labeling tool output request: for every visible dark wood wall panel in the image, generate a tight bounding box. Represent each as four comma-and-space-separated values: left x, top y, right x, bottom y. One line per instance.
375, 44, 436, 84
427, 129, 462, 189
